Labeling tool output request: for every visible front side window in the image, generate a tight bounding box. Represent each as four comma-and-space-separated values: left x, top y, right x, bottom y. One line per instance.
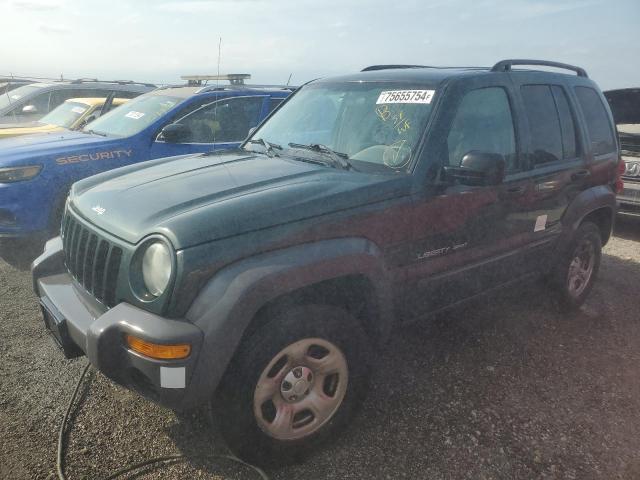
447, 87, 517, 171
575, 86, 616, 155
247, 82, 437, 171
84, 94, 182, 137
521, 85, 563, 165
175, 96, 264, 143
40, 100, 90, 128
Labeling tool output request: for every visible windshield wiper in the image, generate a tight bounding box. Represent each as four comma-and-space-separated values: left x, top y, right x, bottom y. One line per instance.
287, 143, 354, 171
248, 138, 282, 157
83, 129, 107, 137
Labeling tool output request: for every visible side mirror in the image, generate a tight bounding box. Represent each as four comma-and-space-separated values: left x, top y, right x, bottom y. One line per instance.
247, 126, 257, 137
444, 151, 506, 186
22, 105, 38, 115
159, 123, 190, 143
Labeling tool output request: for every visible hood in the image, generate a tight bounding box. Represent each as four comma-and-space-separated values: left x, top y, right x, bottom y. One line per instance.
0, 122, 62, 139
71, 151, 409, 249
0, 121, 44, 130
0, 130, 113, 167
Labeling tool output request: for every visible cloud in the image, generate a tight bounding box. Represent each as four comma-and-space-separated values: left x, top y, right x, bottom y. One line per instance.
157, 0, 258, 13
477, 0, 600, 20
11, 0, 64, 11
38, 24, 69, 34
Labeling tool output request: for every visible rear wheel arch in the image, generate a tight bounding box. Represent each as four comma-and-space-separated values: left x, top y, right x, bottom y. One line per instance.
578, 206, 614, 245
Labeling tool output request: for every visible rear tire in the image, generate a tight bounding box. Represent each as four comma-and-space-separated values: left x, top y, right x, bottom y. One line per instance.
212, 304, 373, 466
550, 221, 602, 311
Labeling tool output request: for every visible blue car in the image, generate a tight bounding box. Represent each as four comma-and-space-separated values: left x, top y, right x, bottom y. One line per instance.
0, 78, 292, 240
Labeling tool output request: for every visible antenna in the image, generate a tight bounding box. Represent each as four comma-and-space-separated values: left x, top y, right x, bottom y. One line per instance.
212, 36, 222, 150
286, 73, 292, 86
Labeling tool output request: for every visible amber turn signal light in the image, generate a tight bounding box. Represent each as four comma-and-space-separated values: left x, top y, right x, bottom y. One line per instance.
125, 334, 191, 360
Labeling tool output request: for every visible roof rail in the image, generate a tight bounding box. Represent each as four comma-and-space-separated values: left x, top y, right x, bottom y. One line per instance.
491, 59, 588, 77
195, 83, 297, 94
69, 78, 156, 87
362, 64, 428, 72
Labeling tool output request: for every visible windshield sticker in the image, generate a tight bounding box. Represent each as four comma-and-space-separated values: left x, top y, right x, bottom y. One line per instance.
376, 105, 411, 134
383, 139, 412, 169
125, 111, 145, 120
376, 90, 435, 105
71, 106, 87, 114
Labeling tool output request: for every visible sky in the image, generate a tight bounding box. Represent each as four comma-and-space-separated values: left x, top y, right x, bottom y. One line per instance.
0, 0, 638, 90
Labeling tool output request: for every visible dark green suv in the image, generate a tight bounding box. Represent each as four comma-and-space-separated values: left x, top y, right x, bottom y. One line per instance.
32, 59, 621, 464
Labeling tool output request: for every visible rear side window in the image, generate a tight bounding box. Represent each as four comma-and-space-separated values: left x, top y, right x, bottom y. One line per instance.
551, 86, 578, 159
521, 85, 563, 165
447, 87, 517, 171
574, 86, 616, 155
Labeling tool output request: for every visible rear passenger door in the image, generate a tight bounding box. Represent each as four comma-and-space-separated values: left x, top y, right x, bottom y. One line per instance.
513, 80, 589, 257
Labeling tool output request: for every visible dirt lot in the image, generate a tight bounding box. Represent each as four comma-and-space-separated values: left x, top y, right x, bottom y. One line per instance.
1, 218, 640, 480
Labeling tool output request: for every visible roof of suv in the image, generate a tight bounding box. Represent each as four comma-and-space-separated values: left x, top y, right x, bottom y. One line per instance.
149, 84, 295, 98
320, 59, 591, 86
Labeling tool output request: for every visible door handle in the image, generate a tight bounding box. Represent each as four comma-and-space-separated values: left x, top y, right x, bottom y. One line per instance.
571, 170, 590, 181
503, 185, 526, 196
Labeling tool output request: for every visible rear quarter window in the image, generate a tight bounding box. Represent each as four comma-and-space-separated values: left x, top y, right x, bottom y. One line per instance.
574, 86, 616, 156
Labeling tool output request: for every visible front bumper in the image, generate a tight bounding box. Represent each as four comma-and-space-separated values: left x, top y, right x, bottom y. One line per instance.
618, 179, 640, 215
0, 180, 50, 237
32, 237, 205, 410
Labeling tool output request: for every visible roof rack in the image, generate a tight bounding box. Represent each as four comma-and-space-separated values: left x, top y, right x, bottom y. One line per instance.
181, 74, 251, 86
491, 59, 588, 77
195, 83, 296, 94
69, 78, 156, 87
361, 65, 429, 72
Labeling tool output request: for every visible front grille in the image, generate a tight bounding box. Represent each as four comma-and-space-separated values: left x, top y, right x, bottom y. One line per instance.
61, 211, 122, 307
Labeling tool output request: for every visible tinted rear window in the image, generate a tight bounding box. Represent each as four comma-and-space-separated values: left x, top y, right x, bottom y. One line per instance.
551, 86, 578, 159
575, 86, 616, 155
521, 85, 563, 165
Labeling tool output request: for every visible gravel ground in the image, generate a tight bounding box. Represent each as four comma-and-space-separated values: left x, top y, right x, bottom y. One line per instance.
1, 218, 640, 480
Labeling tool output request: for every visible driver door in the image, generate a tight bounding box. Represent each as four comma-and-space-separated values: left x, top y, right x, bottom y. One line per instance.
402, 79, 535, 319
149, 95, 268, 158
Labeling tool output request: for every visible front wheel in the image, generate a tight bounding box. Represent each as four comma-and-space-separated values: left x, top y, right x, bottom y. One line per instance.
551, 221, 602, 310
213, 304, 373, 465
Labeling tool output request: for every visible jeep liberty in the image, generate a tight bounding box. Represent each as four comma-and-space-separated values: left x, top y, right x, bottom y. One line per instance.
32, 60, 621, 463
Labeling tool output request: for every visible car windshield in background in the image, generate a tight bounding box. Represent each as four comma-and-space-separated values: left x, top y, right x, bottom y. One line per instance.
0, 84, 47, 110
40, 101, 90, 127
83, 94, 181, 137
246, 82, 436, 171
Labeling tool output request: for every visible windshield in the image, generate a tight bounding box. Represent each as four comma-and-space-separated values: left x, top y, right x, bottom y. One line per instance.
0, 84, 46, 110
40, 101, 91, 128
83, 94, 181, 137
246, 82, 436, 171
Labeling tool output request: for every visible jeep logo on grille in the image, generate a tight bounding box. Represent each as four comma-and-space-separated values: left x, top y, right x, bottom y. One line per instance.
92, 205, 106, 215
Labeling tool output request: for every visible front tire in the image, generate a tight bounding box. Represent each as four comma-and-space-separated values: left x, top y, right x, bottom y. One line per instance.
213, 304, 373, 465
551, 221, 602, 310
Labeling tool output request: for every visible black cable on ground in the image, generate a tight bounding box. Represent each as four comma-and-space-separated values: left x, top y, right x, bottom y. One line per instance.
56, 361, 269, 480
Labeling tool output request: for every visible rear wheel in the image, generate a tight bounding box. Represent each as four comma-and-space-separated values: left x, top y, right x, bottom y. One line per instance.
213, 304, 372, 465
551, 221, 602, 310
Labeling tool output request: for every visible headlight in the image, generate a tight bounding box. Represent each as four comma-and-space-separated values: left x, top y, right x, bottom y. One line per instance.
0, 165, 42, 183
141, 241, 173, 297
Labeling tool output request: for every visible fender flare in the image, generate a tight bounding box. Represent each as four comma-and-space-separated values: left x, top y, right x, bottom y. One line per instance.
181, 237, 393, 408
559, 185, 616, 250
